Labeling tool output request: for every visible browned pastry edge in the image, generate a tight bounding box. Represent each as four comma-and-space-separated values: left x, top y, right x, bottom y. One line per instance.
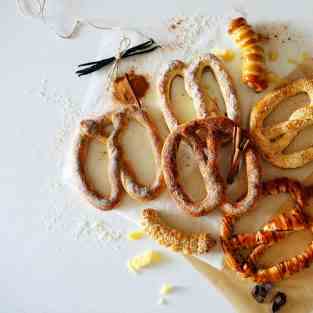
250, 78, 313, 168
141, 208, 216, 255
228, 17, 268, 92
75, 106, 164, 209
221, 178, 312, 283
162, 117, 261, 217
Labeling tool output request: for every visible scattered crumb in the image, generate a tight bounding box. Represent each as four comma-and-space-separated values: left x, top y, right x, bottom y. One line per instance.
127, 230, 145, 240
160, 283, 173, 295
158, 297, 167, 305
211, 48, 236, 62
127, 250, 162, 272
268, 50, 279, 62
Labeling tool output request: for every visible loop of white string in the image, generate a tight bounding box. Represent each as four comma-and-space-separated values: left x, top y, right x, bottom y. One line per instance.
105, 37, 131, 91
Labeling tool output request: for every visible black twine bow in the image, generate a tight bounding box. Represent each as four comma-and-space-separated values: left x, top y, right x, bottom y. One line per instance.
76, 38, 161, 77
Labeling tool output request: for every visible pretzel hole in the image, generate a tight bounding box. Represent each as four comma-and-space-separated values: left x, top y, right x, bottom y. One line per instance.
176, 140, 206, 202
283, 124, 313, 153
263, 92, 309, 128
119, 119, 157, 186
257, 229, 313, 268
84, 139, 111, 196
201, 69, 226, 114
170, 76, 196, 124
235, 194, 292, 234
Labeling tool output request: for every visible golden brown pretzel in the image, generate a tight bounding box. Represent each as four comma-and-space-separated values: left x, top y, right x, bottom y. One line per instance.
141, 208, 216, 255
158, 54, 240, 131
75, 106, 164, 209
250, 78, 313, 168
162, 117, 261, 217
221, 178, 310, 283
228, 17, 268, 92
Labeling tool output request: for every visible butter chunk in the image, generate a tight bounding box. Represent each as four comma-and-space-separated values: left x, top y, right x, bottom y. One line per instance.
127, 250, 161, 272
127, 230, 145, 241
160, 283, 173, 295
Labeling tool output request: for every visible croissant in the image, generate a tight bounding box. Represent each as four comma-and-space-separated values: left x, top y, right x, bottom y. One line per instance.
228, 17, 268, 92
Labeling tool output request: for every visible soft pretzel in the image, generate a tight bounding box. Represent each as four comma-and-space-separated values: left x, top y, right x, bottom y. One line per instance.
141, 208, 216, 255
250, 78, 313, 168
158, 54, 240, 131
162, 117, 261, 217
75, 106, 164, 209
221, 178, 310, 283
228, 17, 268, 92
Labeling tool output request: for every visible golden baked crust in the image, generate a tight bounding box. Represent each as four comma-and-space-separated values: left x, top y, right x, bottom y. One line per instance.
228, 17, 268, 92
221, 178, 311, 283
141, 208, 216, 255
162, 117, 261, 216
158, 54, 240, 131
250, 78, 313, 168
75, 106, 164, 209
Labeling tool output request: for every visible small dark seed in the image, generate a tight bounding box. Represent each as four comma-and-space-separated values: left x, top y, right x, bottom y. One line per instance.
251, 283, 273, 303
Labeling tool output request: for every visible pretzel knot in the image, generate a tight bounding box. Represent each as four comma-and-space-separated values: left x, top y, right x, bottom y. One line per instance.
162, 117, 261, 217
75, 106, 164, 210
250, 78, 313, 168
158, 53, 240, 131
220, 178, 313, 283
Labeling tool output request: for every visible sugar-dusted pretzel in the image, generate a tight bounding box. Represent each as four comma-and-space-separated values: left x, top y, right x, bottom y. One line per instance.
162, 117, 261, 217
141, 208, 216, 255
221, 178, 311, 283
228, 17, 268, 92
250, 78, 313, 168
158, 54, 240, 131
75, 113, 123, 210
75, 106, 164, 209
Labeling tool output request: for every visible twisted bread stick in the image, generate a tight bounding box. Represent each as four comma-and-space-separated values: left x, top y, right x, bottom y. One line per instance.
228, 17, 268, 92
141, 208, 216, 255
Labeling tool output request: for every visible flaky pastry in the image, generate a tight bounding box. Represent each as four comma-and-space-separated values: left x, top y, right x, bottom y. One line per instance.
228, 17, 268, 92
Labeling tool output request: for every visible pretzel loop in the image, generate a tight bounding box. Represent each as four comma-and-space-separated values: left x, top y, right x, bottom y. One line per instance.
158, 54, 240, 131
221, 178, 311, 283
250, 78, 313, 168
162, 117, 261, 217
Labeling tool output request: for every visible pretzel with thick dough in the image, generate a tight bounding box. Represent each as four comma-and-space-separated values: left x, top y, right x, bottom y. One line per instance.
75, 106, 164, 209
141, 208, 216, 255
162, 117, 261, 217
228, 17, 268, 92
221, 178, 311, 283
158, 54, 240, 131
250, 78, 313, 168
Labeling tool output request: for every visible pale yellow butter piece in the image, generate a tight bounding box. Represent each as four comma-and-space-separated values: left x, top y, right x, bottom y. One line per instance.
127, 230, 145, 240
160, 283, 173, 295
301, 51, 311, 62
127, 250, 161, 272
288, 58, 298, 65
211, 48, 235, 62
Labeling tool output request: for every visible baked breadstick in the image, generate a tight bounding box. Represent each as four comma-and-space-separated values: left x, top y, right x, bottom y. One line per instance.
141, 208, 216, 255
228, 17, 268, 92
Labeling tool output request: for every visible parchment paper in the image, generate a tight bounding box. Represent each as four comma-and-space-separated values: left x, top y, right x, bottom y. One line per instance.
187, 61, 313, 313
67, 14, 313, 277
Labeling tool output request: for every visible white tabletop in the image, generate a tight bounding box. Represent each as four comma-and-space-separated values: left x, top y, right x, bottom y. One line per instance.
2, 1, 313, 312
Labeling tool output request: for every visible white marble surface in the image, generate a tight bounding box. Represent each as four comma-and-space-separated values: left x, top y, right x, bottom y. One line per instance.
2, 1, 313, 313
